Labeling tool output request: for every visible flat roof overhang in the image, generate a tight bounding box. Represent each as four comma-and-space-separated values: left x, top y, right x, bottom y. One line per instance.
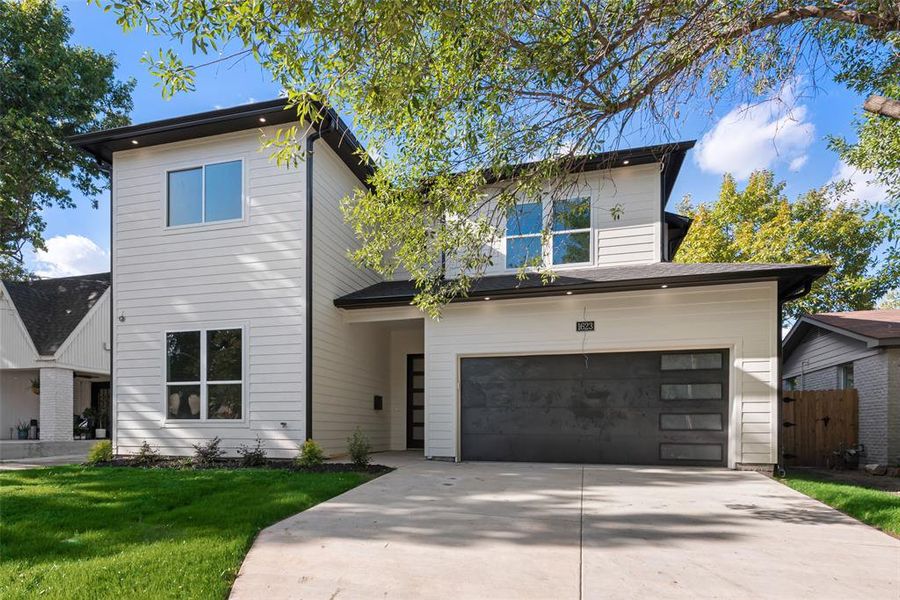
334, 263, 830, 310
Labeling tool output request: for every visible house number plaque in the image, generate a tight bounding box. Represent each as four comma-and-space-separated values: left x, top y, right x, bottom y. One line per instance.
576, 321, 595, 332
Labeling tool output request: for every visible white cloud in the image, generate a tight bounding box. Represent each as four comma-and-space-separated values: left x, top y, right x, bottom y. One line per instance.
788, 155, 808, 171
31, 235, 109, 278
695, 88, 815, 179
827, 160, 890, 205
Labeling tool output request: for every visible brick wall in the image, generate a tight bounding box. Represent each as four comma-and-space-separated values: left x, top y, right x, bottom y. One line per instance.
796, 367, 838, 390
855, 353, 888, 464
38, 367, 74, 442
886, 349, 900, 465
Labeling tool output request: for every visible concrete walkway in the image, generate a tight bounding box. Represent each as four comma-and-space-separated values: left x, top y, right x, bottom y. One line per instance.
230, 452, 899, 599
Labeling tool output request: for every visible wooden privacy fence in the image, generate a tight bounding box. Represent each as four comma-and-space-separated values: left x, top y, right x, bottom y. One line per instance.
782, 390, 859, 467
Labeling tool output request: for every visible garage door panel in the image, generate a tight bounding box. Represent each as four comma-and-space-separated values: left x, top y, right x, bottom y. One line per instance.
460, 350, 728, 466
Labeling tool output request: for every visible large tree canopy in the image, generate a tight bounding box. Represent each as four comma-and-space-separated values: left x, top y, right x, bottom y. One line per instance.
675, 171, 897, 319
0, 0, 134, 280
103, 0, 899, 312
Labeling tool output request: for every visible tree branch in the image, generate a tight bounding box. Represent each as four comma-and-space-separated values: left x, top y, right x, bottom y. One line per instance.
863, 95, 900, 119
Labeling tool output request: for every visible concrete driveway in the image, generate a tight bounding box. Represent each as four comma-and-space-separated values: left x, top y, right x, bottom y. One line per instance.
231, 453, 899, 599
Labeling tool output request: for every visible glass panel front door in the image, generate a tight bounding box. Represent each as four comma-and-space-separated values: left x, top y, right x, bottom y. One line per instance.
406, 354, 425, 449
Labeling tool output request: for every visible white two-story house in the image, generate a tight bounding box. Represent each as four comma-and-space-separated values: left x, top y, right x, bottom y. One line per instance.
70, 99, 826, 469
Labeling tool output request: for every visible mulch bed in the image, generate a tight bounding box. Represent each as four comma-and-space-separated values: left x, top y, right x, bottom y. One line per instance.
92, 457, 392, 475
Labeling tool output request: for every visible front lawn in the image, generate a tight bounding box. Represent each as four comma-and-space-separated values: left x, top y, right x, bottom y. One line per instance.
780, 471, 900, 537
0, 466, 372, 599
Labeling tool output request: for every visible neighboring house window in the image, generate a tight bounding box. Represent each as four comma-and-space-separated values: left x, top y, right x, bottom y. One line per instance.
166, 328, 243, 420
505, 202, 543, 268
838, 363, 854, 389
551, 197, 591, 265
167, 160, 243, 226
785, 376, 799, 391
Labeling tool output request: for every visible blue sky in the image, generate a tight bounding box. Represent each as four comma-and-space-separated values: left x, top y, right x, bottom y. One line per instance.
30, 1, 887, 276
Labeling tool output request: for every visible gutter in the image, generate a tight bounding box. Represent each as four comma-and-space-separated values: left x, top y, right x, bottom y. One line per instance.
305, 118, 335, 441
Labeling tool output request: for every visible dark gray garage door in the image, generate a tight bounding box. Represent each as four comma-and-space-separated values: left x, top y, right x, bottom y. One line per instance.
460, 350, 729, 465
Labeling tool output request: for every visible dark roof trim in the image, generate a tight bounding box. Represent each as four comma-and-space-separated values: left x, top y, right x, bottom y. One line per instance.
68, 98, 375, 185
481, 140, 695, 207
334, 264, 828, 310
664, 211, 692, 260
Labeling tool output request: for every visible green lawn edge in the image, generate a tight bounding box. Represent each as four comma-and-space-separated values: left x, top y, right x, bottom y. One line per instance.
0, 465, 377, 599
778, 472, 900, 537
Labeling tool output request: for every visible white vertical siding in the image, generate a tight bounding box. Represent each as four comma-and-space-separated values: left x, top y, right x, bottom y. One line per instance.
0, 287, 39, 369
311, 142, 391, 454
112, 128, 306, 457
55, 290, 110, 374
423, 281, 779, 467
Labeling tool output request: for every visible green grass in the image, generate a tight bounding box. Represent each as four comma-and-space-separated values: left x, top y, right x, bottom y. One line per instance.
0, 466, 372, 599
781, 472, 900, 537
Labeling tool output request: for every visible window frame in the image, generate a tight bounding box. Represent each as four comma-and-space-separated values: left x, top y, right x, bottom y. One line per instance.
504, 200, 544, 269
161, 324, 248, 426
550, 196, 593, 266
502, 187, 595, 271
163, 157, 247, 231
838, 363, 854, 390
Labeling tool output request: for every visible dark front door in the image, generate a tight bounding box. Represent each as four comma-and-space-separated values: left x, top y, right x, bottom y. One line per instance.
91, 381, 111, 440
460, 349, 729, 465
406, 354, 425, 449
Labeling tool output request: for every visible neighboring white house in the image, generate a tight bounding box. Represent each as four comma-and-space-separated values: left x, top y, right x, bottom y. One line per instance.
783, 310, 900, 465
69, 99, 827, 469
0, 273, 111, 456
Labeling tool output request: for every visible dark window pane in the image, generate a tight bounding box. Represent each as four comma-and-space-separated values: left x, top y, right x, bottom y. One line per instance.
166, 331, 200, 382
204, 160, 242, 222
660, 413, 723, 431
167, 168, 202, 226
506, 235, 542, 268
660, 443, 722, 461
661, 353, 723, 370
411, 357, 424, 372
552, 231, 590, 264
207, 329, 242, 381
661, 383, 722, 400
506, 203, 542, 236
167, 384, 201, 419
552, 198, 590, 231
208, 384, 242, 419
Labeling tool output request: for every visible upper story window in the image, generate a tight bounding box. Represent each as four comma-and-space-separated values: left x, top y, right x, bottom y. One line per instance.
505, 196, 592, 269
505, 202, 543, 269
551, 197, 591, 265
167, 160, 243, 227
166, 327, 243, 421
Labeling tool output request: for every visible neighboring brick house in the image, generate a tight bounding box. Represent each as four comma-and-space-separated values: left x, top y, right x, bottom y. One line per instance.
783, 310, 900, 465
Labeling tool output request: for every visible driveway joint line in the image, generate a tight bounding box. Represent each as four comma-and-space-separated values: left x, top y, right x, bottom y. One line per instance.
579, 464, 584, 600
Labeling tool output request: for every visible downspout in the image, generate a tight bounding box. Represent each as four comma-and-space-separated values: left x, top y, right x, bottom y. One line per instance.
305, 118, 334, 441
776, 279, 813, 476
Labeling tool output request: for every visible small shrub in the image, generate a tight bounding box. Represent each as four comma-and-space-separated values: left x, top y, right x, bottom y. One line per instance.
132, 441, 159, 467
86, 440, 113, 465
296, 439, 325, 468
347, 427, 371, 469
237, 437, 267, 467
192, 436, 224, 467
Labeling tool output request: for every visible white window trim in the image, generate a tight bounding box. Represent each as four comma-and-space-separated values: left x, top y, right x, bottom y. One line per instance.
550, 196, 593, 267
503, 192, 594, 270
161, 324, 248, 427
163, 157, 248, 232
504, 200, 543, 270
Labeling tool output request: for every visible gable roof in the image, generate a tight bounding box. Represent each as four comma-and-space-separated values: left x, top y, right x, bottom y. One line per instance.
2, 273, 111, 356
334, 262, 828, 309
784, 310, 900, 352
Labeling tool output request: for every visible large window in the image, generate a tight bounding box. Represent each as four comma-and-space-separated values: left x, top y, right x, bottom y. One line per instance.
551, 197, 591, 265
505, 202, 543, 268
166, 328, 243, 421
167, 160, 243, 226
